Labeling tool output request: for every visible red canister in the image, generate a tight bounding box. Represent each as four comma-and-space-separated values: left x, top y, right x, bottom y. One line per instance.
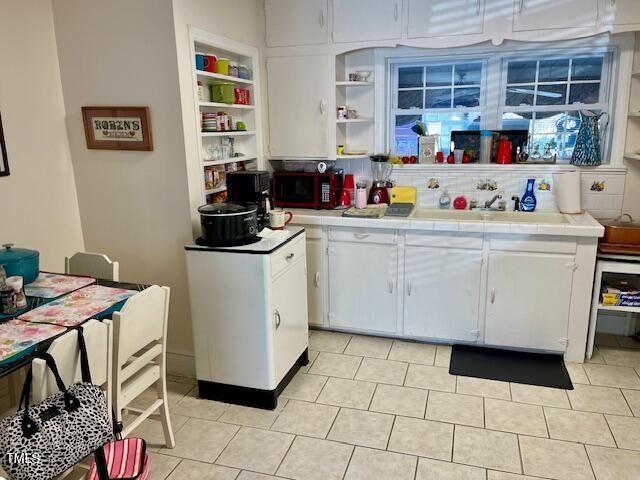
496, 138, 513, 164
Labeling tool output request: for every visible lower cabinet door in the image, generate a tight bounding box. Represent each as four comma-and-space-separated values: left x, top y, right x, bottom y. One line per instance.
403, 247, 482, 342
272, 258, 309, 384
328, 241, 398, 333
485, 252, 574, 352
306, 236, 324, 326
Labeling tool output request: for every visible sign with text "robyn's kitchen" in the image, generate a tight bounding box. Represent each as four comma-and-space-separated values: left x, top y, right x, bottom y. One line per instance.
82, 106, 153, 151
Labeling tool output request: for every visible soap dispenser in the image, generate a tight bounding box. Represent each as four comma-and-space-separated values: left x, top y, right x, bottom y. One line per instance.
520, 178, 537, 212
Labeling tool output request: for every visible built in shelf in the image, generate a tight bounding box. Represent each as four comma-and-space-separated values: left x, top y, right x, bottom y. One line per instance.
632, 70, 640, 77
335, 81, 374, 87
624, 152, 640, 161
204, 185, 227, 195
196, 70, 254, 85
203, 156, 257, 167
597, 303, 640, 314
336, 118, 373, 124
199, 102, 254, 110
201, 131, 255, 137
337, 154, 370, 159
628, 112, 640, 117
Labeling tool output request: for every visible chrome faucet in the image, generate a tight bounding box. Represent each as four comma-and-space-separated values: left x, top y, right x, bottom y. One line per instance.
484, 194, 503, 209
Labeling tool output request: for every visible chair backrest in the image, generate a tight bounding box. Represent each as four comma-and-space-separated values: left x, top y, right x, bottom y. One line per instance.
112, 285, 170, 367
65, 252, 120, 281
31, 319, 112, 403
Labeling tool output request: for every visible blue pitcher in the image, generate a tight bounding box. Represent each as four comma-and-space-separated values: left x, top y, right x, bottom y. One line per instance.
571, 110, 609, 166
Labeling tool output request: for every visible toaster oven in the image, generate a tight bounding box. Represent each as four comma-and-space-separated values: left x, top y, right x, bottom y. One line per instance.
272, 171, 341, 209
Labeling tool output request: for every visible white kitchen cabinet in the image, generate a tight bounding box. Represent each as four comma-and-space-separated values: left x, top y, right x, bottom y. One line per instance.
407, 0, 484, 38
512, 0, 598, 31
328, 232, 398, 333
305, 228, 325, 326
332, 0, 402, 43
265, 0, 328, 47
404, 247, 482, 342
266, 55, 330, 158
600, 0, 640, 26
484, 252, 575, 352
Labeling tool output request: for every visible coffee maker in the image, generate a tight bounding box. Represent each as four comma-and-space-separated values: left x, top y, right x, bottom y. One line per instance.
226, 171, 271, 229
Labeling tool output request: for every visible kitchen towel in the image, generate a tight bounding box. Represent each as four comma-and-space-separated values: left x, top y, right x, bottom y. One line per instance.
18, 285, 136, 327
24, 273, 96, 298
0, 320, 66, 365
553, 170, 582, 214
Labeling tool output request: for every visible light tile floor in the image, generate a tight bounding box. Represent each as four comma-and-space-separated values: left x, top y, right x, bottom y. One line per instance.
121, 332, 640, 480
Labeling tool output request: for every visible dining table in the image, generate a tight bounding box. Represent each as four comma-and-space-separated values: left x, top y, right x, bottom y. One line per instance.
0, 274, 148, 380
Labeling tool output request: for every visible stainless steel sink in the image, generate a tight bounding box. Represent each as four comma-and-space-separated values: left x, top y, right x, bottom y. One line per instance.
411, 209, 568, 224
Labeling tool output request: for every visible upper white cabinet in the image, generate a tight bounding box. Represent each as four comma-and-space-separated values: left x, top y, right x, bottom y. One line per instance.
408, 0, 484, 38
266, 55, 330, 158
513, 0, 598, 31
484, 252, 574, 352
403, 247, 482, 342
265, 0, 328, 47
600, 0, 640, 26
332, 0, 402, 43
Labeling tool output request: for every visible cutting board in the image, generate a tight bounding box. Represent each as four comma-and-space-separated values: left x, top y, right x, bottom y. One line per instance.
390, 186, 417, 204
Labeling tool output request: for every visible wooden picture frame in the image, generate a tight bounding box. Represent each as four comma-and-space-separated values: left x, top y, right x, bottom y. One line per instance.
0, 112, 9, 177
82, 106, 153, 151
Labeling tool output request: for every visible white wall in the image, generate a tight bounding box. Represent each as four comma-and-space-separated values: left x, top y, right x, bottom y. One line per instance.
51, 0, 196, 373
0, 0, 84, 271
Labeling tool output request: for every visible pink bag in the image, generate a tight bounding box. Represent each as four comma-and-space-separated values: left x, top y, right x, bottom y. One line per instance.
88, 438, 150, 480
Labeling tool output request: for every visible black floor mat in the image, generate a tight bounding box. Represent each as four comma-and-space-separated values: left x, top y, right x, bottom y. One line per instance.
450, 344, 573, 390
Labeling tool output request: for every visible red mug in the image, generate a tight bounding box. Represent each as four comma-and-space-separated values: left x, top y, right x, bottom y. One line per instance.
436, 151, 444, 163
205, 54, 217, 73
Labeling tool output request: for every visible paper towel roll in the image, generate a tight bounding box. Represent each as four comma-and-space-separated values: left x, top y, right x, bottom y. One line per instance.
553, 170, 582, 214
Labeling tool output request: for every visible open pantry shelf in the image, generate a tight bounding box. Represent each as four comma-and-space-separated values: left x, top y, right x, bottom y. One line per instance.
196, 70, 254, 86
199, 102, 254, 110
200, 131, 255, 137
335, 81, 374, 87
203, 156, 256, 167
624, 152, 640, 161
336, 118, 373, 124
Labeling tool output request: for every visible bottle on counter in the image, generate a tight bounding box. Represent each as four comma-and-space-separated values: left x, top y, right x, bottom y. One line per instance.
1, 282, 16, 315
355, 182, 368, 209
520, 178, 537, 212
6, 276, 26, 310
439, 191, 451, 209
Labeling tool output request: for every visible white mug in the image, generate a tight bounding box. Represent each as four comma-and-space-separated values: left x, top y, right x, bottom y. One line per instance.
269, 209, 293, 229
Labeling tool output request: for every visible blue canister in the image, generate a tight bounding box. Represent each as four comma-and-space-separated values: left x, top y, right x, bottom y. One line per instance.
0, 243, 39, 284
195, 52, 207, 71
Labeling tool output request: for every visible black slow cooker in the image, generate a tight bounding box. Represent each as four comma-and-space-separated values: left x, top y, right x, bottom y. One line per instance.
197, 203, 260, 247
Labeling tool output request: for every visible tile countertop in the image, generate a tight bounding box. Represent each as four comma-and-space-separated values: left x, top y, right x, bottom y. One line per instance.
288, 208, 604, 238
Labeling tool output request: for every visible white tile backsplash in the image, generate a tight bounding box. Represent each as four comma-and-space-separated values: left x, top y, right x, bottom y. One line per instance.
335, 163, 627, 219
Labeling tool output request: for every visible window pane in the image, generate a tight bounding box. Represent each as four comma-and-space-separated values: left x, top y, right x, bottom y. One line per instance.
536, 84, 567, 105
425, 88, 452, 108
563, 112, 582, 158
398, 90, 423, 109
423, 112, 481, 154
394, 115, 421, 156
454, 63, 482, 85
399, 67, 423, 88
502, 112, 533, 131
569, 82, 600, 104
572, 57, 603, 81
454, 87, 480, 107
506, 86, 535, 106
507, 60, 537, 84
535, 111, 566, 133
531, 111, 566, 158
538, 59, 569, 82
426, 64, 452, 87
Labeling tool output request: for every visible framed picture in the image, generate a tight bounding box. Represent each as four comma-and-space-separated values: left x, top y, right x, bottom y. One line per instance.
0, 112, 9, 177
82, 106, 153, 151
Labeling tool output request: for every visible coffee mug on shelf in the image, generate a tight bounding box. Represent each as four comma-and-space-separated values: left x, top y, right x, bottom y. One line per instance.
195, 52, 208, 71
205, 54, 217, 73
269, 209, 293, 230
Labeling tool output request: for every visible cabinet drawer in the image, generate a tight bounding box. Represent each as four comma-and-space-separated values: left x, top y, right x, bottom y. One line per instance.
271, 235, 307, 278
405, 231, 483, 249
490, 235, 577, 255
328, 227, 397, 244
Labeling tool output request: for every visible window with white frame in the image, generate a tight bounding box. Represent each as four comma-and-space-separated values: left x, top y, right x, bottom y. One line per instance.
389, 48, 613, 162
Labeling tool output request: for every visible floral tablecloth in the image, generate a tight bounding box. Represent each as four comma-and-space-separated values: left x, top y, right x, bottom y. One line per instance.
24, 273, 96, 298
18, 285, 136, 327
0, 320, 66, 364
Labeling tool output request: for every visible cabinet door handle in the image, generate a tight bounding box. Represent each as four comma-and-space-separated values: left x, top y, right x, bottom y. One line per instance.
490, 288, 496, 304
519, 0, 524, 14
286, 253, 295, 261
407, 281, 412, 296
319, 9, 325, 27
314, 272, 320, 287
354, 232, 370, 239
388, 279, 394, 294
274, 309, 281, 329
319, 99, 326, 115
476, 0, 481, 15
393, 2, 399, 21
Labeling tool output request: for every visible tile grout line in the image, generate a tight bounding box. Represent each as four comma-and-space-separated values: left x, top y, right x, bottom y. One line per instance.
602, 413, 620, 449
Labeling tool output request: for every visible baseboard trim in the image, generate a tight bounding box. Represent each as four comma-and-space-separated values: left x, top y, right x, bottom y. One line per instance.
166, 350, 196, 378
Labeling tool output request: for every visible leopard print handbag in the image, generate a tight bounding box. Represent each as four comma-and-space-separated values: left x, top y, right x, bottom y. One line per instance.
0, 329, 113, 480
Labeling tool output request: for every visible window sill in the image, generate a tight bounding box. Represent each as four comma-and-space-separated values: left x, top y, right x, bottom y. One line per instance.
389, 163, 627, 174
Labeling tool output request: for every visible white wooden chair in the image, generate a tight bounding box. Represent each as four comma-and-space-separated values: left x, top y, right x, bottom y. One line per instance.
65, 252, 120, 281
112, 285, 174, 448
